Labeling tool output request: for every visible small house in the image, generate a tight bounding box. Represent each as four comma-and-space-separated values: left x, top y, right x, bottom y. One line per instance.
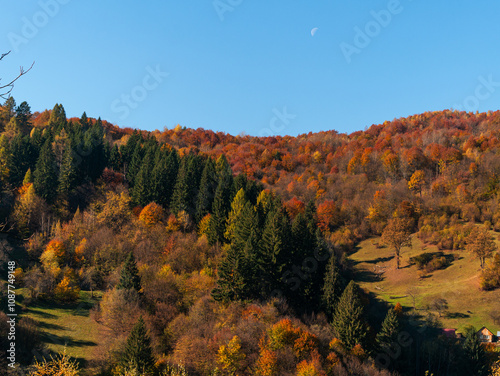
442, 329, 456, 339
477, 327, 494, 343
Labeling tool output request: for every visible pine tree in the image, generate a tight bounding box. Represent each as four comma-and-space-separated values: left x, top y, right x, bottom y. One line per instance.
48, 103, 67, 131
376, 306, 400, 351
151, 149, 179, 208
23, 168, 33, 185
58, 144, 77, 196
258, 204, 291, 296
132, 150, 154, 206
195, 157, 217, 223
208, 176, 232, 245
170, 156, 190, 215
109, 144, 122, 171
332, 280, 367, 349
10, 135, 36, 186
322, 255, 346, 320
118, 252, 141, 292
15, 101, 32, 134
126, 142, 144, 186
461, 326, 489, 376
212, 245, 249, 303
33, 139, 58, 203
121, 316, 155, 374
224, 188, 248, 243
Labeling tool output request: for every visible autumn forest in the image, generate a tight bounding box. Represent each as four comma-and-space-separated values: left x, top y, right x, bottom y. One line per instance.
1, 98, 500, 375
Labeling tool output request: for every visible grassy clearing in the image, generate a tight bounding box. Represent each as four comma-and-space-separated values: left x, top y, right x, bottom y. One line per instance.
350, 234, 500, 334
19, 289, 105, 370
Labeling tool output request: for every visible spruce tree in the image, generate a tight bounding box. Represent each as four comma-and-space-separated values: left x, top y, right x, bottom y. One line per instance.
132, 150, 154, 206
15, 101, 32, 134
258, 204, 291, 296
23, 168, 33, 185
118, 252, 141, 292
170, 156, 190, 215
121, 316, 155, 374
322, 255, 346, 320
376, 306, 400, 351
462, 326, 488, 376
224, 188, 248, 243
109, 144, 122, 171
332, 280, 367, 349
195, 157, 217, 223
33, 139, 58, 203
58, 144, 77, 196
151, 150, 179, 208
212, 245, 248, 303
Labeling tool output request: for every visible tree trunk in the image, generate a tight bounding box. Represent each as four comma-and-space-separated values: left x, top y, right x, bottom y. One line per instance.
395, 248, 400, 270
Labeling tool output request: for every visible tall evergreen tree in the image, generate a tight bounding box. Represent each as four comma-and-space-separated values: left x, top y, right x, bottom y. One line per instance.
132, 149, 154, 206
109, 144, 122, 172
126, 142, 144, 186
58, 144, 77, 196
211, 245, 249, 303
10, 135, 37, 186
461, 326, 489, 376
118, 252, 141, 292
322, 255, 346, 320
121, 316, 155, 374
170, 155, 191, 215
258, 203, 291, 296
376, 306, 400, 351
151, 149, 179, 208
48, 103, 67, 131
195, 157, 217, 223
332, 280, 367, 349
33, 139, 58, 203
15, 101, 32, 134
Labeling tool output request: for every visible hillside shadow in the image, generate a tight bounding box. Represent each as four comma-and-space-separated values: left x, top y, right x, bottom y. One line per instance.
37, 321, 66, 331
364, 255, 394, 264
25, 307, 57, 319
355, 269, 384, 283
40, 331, 97, 349
445, 312, 470, 319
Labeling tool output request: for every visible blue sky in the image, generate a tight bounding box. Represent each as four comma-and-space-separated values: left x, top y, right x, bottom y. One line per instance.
2, 1, 500, 136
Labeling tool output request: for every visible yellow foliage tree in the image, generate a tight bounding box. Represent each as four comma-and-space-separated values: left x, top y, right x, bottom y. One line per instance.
139, 202, 164, 227
28, 350, 80, 376
40, 239, 66, 277
408, 170, 425, 196
217, 335, 246, 375
54, 270, 80, 302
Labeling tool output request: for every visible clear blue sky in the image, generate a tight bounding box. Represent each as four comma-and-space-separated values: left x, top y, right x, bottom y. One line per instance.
2, 1, 500, 136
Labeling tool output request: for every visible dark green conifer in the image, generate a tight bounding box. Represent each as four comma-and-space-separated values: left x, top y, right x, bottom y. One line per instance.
118, 252, 141, 292
322, 255, 346, 320
33, 139, 58, 203
121, 316, 155, 374
332, 280, 367, 349
376, 306, 400, 351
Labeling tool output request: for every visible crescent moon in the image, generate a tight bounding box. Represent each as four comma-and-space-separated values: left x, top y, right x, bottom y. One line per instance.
311, 27, 319, 37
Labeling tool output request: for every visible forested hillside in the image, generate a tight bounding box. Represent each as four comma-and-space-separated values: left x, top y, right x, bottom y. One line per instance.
1, 98, 499, 375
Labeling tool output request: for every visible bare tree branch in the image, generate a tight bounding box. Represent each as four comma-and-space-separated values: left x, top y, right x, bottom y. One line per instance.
0, 50, 35, 100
